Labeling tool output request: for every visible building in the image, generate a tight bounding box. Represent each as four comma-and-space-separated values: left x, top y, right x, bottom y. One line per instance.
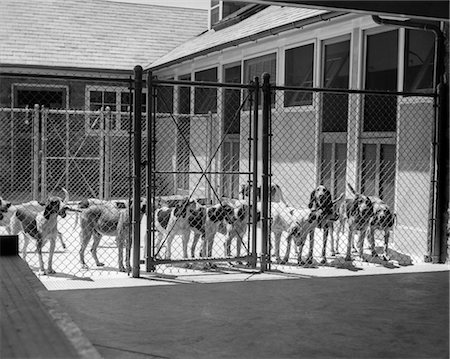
146, 2, 446, 262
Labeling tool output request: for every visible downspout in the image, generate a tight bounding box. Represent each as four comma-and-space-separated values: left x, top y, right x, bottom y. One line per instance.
372, 15, 448, 263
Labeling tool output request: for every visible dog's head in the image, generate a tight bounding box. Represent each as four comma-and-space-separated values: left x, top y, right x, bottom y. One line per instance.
309, 185, 333, 213
42, 188, 70, 220
348, 194, 373, 225
370, 201, 395, 229
174, 197, 199, 218
0, 197, 12, 220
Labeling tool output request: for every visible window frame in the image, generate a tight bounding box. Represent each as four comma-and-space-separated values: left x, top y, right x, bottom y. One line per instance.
85, 85, 146, 135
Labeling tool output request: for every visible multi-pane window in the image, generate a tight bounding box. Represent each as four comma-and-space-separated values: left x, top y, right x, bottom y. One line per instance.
404, 29, 435, 91
157, 83, 174, 114
322, 39, 350, 132
87, 88, 146, 132
194, 68, 217, 114
284, 44, 314, 107
364, 30, 398, 132
223, 65, 241, 134
244, 52, 276, 108
176, 116, 190, 191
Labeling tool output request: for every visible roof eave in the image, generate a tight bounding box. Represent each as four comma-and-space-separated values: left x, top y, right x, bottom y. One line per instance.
147, 11, 347, 71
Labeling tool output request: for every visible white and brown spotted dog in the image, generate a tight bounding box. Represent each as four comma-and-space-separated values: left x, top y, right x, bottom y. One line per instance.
240, 183, 286, 204
154, 197, 201, 259
78, 198, 146, 272
308, 185, 343, 263
9, 189, 70, 274
340, 184, 374, 261
223, 199, 249, 258
366, 197, 396, 261
190, 201, 235, 258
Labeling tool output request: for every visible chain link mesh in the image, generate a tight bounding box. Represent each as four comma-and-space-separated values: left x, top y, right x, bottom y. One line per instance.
0, 75, 138, 277
268, 88, 436, 270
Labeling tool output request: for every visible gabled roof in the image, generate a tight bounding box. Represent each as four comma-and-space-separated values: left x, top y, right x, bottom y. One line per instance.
0, 0, 207, 72
149, 5, 341, 70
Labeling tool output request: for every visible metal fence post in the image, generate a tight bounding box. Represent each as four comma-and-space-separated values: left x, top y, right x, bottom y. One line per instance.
261, 72, 271, 272
32, 104, 40, 200
251, 77, 259, 269
40, 106, 48, 201
132, 65, 143, 278
146, 70, 156, 272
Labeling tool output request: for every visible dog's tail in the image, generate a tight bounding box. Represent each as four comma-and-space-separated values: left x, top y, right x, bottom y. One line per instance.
347, 183, 358, 196
333, 193, 344, 205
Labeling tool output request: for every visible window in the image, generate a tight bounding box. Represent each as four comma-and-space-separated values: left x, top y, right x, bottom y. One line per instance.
223, 65, 241, 135
16, 88, 65, 109
364, 30, 398, 132
194, 68, 217, 114
244, 53, 276, 108
404, 29, 435, 91
87, 87, 146, 133
361, 143, 396, 208
284, 44, 314, 107
322, 39, 350, 132
178, 74, 191, 115
157, 82, 174, 114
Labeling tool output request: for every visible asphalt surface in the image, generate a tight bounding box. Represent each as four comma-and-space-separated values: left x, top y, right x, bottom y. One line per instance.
49, 270, 449, 359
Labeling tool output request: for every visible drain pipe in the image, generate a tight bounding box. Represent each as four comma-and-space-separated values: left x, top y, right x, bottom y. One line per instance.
372, 15, 448, 263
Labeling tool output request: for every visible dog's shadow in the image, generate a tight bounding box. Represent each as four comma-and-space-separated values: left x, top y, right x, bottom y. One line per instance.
327, 257, 364, 272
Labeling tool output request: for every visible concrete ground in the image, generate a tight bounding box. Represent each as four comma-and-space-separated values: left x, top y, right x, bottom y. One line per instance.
48, 267, 449, 359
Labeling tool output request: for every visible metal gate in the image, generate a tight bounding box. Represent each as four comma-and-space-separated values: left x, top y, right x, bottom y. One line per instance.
143, 75, 260, 274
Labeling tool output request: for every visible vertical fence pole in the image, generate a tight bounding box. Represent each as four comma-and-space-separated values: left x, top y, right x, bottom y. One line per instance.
132, 65, 143, 278
250, 77, 259, 269
104, 106, 112, 200
40, 106, 48, 201
261, 73, 271, 272
32, 104, 40, 200
146, 71, 155, 272
99, 108, 105, 199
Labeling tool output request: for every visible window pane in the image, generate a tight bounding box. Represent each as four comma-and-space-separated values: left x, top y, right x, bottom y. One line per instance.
158, 86, 173, 114
244, 53, 276, 108
404, 29, 435, 91
194, 68, 217, 114
334, 143, 347, 197
322, 40, 350, 132
285, 44, 314, 107
320, 142, 332, 190
224, 65, 241, 134
176, 116, 190, 190
364, 30, 398, 132
90, 91, 102, 104
361, 144, 377, 196
179, 74, 191, 115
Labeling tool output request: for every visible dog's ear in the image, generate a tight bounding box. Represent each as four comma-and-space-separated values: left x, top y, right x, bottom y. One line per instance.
323, 190, 333, 213
349, 198, 360, 217
308, 190, 316, 209
115, 201, 127, 209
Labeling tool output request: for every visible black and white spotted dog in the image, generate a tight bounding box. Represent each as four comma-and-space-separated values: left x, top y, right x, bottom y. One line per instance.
189, 201, 235, 258
154, 197, 201, 259
9, 189, 70, 274
308, 185, 343, 263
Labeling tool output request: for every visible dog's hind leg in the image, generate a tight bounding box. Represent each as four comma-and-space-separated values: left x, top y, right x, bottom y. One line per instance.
90, 230, 104, 267
79, 227, 92, 269
321, 227, 328, 263
345, 230, 353, 261
273, 231, 282, 263
116, 235, 126, 272
382, 230, 390, 261
58, 231, 66, 250
46, 237, 56, 274
306, 231, 315, 265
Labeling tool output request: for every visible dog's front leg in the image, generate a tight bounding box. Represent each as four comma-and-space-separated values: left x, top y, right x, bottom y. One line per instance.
125, 235, 132, 273
181, 230, 190, 259
382, 230, 390, 261
306, 231, 314, 265
281, 233, 292, 264
321, 227, 328, 263
46, 237, 56, 274
36, 239, 45, 274
22, 233, 31, 260
191, 232, 201, 258
367, 227, 377, 258
273, 231, 282, 262
345, 229, 353, 261
116, 235, 126, 272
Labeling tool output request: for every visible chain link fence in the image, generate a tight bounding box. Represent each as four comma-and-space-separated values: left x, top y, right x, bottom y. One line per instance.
145, 79, 258, 275
0, 74, 138, 277
267, 85, 437, 270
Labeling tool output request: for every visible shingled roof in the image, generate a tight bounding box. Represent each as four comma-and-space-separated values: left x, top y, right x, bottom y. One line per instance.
148, 6, 340, 70
0, 0, 207, 71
